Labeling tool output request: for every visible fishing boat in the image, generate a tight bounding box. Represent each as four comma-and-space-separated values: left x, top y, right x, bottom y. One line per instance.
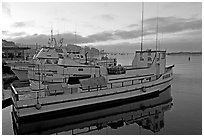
10, 48, 174, 121
10, 30, 63, 81
11, 35, 116, 82
10, 3, 174, 122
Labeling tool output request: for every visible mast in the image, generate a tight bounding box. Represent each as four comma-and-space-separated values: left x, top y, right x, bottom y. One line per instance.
141, 2, 144, 52
51, 29, 54, 47
155, 4, 159, 51
75, 24, 77, 45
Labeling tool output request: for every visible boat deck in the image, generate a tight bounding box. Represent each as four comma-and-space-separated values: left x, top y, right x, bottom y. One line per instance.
11, 74, 156, 102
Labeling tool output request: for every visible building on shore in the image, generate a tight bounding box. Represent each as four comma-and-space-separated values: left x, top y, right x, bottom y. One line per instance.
2, 39, 30, 61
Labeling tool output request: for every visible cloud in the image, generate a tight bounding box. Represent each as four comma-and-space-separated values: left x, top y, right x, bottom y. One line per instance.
113, 30, 139, 39
8, 16, 201, 50
94, 14, 115, 22
126, 24, 138, 28
95, 42, 138, 53
11, 32, 93, 45
87, 31, 115, 42
144, 16, 202, 34
2, 3, 12, 17
55, 17, 71, 22
12, 21, 35, 28
2, 31, 8, 35
2, 31, 27, 37
95, 32, 202, 53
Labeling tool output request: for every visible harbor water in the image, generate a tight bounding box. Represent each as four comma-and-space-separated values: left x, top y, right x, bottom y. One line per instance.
2, 54, 202, 135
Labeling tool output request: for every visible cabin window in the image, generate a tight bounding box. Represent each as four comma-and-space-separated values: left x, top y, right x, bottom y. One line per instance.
78, 68, 83, 71
59, 54, 64, 59
140, 53, 144, 61
35, 72, 40, 75
140, 57, 144, 61
148, 52, 151, 56
162, 52, 166, 59
148, 57, 152, 61
53, 71, 57, 74
53, 59, 58, 64
45, 59, 52, 64
157, 53, 160, 61
46, 73, 53, 76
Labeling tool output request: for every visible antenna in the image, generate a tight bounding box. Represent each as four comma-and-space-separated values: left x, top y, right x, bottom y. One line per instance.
58, 30, 60, 46
75, 24, 77, 45
51, 29, 54, 47
140, 2, 144, 52
161, 31, 163, 50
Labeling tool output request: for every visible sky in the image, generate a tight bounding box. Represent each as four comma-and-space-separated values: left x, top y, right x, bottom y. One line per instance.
2, 2, 202, 53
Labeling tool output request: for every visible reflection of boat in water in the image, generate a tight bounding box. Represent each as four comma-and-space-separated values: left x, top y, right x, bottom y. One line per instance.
12, 86, 173, 135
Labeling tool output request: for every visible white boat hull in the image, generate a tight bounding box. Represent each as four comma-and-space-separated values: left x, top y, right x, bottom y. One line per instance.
12, 68, 28, 81
11, 68, 173, 121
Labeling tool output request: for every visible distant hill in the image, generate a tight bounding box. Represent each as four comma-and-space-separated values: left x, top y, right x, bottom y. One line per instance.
2, 39, 16, 47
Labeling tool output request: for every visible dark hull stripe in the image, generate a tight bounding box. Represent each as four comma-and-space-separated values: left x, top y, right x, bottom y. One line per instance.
126, 66, 149, 70
109, 73, 154, 81
58, 65, 100, 68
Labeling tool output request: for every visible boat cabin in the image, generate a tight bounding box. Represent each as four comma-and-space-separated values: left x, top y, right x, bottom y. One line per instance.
132, 50, 166, 76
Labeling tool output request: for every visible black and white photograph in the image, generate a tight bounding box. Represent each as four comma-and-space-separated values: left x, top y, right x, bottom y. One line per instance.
2, 1, 202, 135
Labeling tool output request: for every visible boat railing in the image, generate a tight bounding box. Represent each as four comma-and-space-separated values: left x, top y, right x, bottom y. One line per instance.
80, 75, 157, 93
10, 84, 19, 107
10, 82, 80, 101
108, 75, 156, 89
6, 60, 29, 68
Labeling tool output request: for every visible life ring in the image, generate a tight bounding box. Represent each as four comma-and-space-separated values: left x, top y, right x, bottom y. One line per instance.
35, 102, 41, 110
141, 87, 146, 92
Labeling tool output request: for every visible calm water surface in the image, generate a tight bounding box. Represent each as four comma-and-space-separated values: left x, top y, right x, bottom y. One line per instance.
2, 54, 202, 135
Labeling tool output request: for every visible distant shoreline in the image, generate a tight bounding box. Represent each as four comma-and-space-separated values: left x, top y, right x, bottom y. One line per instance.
167, 52, 202, 56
